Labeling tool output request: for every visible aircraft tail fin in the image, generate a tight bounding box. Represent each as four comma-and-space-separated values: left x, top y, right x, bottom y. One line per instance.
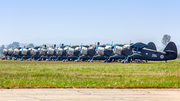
163, 42, 177, 54
147, 42, 157, 50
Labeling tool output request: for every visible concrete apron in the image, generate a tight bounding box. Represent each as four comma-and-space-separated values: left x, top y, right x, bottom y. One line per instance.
0, 88, 180, 101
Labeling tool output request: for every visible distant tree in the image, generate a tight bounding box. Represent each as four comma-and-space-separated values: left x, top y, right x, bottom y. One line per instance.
6, 44, 12, 49
12, 42, 20, 48
162, 34, 171, 46
0, 45, 5, 54
27, 43, 34, 48
7, 42, 20, 49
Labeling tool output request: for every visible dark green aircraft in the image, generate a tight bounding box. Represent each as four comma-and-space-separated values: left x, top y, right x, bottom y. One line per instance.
108, 44, 125, 62
125, 42, 177, 63
2, 48, 14, 60
113, 42, 157, 63
28, 46, 41, 61
75, 44, 97, 62
96, 44, 114, 62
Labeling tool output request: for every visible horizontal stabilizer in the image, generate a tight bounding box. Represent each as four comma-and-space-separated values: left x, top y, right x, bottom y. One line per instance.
164, 50, 176, 53
163, 42, 177, 53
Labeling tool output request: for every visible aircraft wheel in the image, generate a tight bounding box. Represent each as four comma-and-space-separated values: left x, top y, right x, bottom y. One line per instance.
90, 60, 93, 62
107, 60, 111, 63
19, 59, 23, 61
121, 60, 124, 63
135, 59, 141, 63
75, 60, 79, 62
124, 60, 129, 63
63, 59, 67, 62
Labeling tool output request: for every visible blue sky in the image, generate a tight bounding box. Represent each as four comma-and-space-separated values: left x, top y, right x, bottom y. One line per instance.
0, 0, 179, 47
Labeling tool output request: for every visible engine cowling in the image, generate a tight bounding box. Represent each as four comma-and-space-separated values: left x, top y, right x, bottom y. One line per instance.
81, 47, 87, 55
56, 48, 63, 55
47, 48, 55, 55
113, 46, 123, 55
67, 48, 74, 56
8, 49, 13, 55
40, 49, 47, 55
21, 49, 28, 55
31, 49, 38, 56
97, 47, 104, 55
2, 49, 8, 55
75, 47, 81, 51
13, 49, 20, 55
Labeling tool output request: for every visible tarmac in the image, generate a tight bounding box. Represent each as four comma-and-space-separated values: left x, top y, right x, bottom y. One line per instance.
0, 88, 180, 101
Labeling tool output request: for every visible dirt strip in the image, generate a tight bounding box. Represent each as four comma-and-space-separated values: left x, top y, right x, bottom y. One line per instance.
0, 88, 179, 101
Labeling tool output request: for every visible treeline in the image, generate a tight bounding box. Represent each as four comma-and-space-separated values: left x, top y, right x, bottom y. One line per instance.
178, 54, 180, 59
0, 42, 34, 54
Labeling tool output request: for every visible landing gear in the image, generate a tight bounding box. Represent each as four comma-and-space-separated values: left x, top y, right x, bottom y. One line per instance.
135, 59, 144, 63
87, 59, 93, 62
121, 57, 130, 63
104, 60, 111, 63
8, 56, 12, 60
54, 56, 60, 61
118, 59, 122, 62
75, 57, 81, 62
46, 56, 52, 61
27, 59, 32, 61
63, 59, 68, 62
37, 57, 42, 61
75, 60, 80, 62
1, 56, 7, 60
121, 60, 129, 63
87, 57, 94, 63
19, 59, 23, 61
19, 57, 24, 61
104, 57, 111, 63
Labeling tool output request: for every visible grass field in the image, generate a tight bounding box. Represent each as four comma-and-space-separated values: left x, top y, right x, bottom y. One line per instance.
0, 60, 180, 89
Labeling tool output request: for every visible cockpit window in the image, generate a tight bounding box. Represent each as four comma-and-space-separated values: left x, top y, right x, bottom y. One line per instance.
75, 47, 81, 51
123, 45, 130, 49
105, 46, 112, 50
88, 47, 93, 49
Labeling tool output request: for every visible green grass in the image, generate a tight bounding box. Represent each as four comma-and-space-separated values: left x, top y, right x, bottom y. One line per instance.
0, 60, 180, 89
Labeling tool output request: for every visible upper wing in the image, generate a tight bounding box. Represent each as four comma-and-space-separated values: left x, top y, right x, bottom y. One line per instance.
130, 42, 147, 49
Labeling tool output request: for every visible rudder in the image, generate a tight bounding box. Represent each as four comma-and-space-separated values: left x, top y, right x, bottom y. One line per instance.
163, 42, 177, 53
147, 42, 157, 50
